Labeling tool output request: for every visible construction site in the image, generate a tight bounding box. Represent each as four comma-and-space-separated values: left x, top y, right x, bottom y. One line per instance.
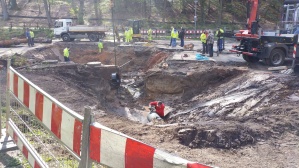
0, 37, 299, 168
1, 0, 299, 168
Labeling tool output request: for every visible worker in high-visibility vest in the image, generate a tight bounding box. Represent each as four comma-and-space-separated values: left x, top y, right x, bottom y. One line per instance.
171, 28, 179, 47
63, 47, 70, 62
129, 27, 133, 42
30, 30, 35, 46
98, 40, 103, 53
200, 30, 208, 54
169, 26, 174, 46
215, 27, 224, 53
148, 28, 152, 41
125, 29, 130, 43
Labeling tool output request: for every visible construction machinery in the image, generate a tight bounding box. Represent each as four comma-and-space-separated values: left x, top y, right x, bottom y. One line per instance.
128, 20, 144, 42
230, 0, 299, 66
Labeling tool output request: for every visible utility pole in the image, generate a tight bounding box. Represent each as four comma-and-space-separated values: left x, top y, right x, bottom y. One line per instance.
111, 1, 116, 67
194, 0, 198, 38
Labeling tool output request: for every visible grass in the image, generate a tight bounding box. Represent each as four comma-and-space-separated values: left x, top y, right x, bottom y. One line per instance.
0, 27, 53, 40
1, 107, 6, 129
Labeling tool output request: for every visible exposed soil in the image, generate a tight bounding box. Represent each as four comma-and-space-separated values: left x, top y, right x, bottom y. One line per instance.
2, 41, 299, 168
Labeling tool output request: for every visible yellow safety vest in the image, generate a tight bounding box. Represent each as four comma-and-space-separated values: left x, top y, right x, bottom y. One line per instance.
200, 33, 207, 43
98, 42, 103, 49
148, 29, 152, 36
216, 29, 224, 39
171, 30, 178, 39
30, 31, 34, 38
63, 48, 69, 57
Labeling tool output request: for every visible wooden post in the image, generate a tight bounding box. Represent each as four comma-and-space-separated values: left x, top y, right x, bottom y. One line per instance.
6, 59, 11, 131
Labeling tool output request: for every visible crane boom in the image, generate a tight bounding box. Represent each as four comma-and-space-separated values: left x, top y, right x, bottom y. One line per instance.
247, 0, 259, 35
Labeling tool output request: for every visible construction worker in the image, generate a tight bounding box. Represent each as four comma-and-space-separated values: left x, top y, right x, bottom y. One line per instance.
129, 27, 133, 42
25, 28, 32, 47
169, 26, 174, 46
171, 28, 179, 47
30, 30, 35, 46
215, 27, 224, 53
147, 101, 165, 122
63, 47, 70, 62
148, 28, 153, 41
179, 27, 185, 47
200, 30, 208, 54
125, 28, 130, 43
98, 39, 103, 53
207, 30, 214, 57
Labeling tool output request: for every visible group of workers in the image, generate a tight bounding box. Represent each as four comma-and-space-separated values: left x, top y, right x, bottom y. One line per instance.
145, 26, 224, 57
124, 27, 134, 42
63, 39, 104, 62
25, 28, 35, 47
200, 27, 224, 57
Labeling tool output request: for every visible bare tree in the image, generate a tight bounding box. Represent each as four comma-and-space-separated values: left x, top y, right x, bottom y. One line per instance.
78, 0, 84, 24
8, 0, 18, 10
218, 0, 223, 26
200, 0, 205, 26
1, 0, 9, 20
94, 0, 99, 25
43, 0, 52, 27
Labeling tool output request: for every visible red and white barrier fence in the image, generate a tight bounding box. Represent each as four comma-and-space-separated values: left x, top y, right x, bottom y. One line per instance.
89, 123, 212, 168
8, 67, 84, 157
141, 30, 202, 34
7, 120, 48, 168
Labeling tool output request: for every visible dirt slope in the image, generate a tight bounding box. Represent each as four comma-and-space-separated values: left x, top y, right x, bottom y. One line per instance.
7, 41, 298, 168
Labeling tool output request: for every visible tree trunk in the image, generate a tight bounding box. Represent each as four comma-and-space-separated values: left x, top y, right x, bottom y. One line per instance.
208, 0, 210, 15
9, 0, 18, 10
200, 0, 205, 26
162, 0, 166, 23
143, 0, 146, 18
124, 0, 128, 10
71, 0, 76, 11
218, 0, 223, 26
94, 0, 99, 25
78, 0, 84, 24
1, 0, 9, 20
43, 0, 52, 28
148, 0, 151, 20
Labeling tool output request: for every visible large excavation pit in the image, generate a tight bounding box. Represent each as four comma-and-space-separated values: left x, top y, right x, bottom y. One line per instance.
4, 41, 299, 167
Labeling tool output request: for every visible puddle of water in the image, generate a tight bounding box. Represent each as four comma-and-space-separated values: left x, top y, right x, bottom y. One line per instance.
288, 94, 299, 102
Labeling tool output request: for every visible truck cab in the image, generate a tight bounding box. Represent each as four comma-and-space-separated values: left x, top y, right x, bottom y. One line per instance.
54, 19, 73, 39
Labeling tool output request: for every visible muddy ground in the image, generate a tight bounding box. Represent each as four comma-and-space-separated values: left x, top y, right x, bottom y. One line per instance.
1, 41, 299, 168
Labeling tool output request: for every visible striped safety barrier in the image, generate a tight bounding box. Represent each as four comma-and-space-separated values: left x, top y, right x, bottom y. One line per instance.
89, 123, 213, 168
8, 67, 84, 157
141, 30, 202, 35
294, 44, 297, 58
7, 120, 48, 168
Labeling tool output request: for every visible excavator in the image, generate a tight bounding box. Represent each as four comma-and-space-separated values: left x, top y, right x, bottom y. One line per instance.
230, 0, 299, 66
128, 20, 145, 42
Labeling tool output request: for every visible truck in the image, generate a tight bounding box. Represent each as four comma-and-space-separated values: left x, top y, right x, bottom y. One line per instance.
230, 0, 299, 66
54, 19, 107, 42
